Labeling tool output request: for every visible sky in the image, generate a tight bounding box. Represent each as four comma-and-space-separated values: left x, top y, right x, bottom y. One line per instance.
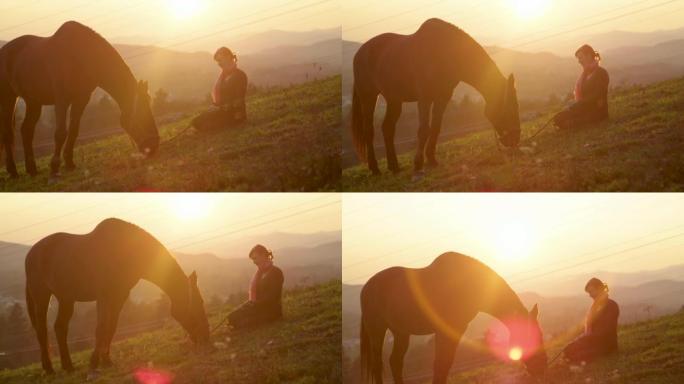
342, 0, 684, 51
0, 193, 340, 257
0, 0, 340, 51
342, 193, 684, 290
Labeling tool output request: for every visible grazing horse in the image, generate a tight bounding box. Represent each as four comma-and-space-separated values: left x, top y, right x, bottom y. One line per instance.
0, 21, 159, 179
360, 252, 547, 384
25, 218, 209, 375
351, 18, 521, 176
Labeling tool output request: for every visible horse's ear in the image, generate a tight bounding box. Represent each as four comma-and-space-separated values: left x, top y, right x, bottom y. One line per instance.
529, 303, 539, 320
507, 74, 516, 89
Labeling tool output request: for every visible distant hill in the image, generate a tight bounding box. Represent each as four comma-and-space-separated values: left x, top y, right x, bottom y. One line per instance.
0, 280, 342, 383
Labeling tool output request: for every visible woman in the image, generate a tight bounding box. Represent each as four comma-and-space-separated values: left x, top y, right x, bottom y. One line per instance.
563, 277, 620, 364
192, 46, 248, 132
228, 244, 284, 329
554, 44, 610, 130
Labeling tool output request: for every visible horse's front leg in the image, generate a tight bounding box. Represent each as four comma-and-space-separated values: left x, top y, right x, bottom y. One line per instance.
64, 95, 89, 171
413, 99, 432, 174
20, 101, 42, 176
426, 99, 448, 168
100, 295, 127, 367
49, 102, 69, 181
389, 331, 410, 384
432, 332, 460, 384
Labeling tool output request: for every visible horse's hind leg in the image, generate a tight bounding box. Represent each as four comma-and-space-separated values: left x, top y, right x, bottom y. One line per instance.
0, 94, 18, 177
20, 101, 42, 176
64, 95, 89, 170
54, 299, 75, 372
360, 92, 380, 175
28, 286, 54, 373
367, 320, 387, 383
389, 331, 410, 384
413, 100, 432, 173
426, 99, 448, 168
381, 101, 402, 173
49, 102, 69, 179
432, 332, 461, 384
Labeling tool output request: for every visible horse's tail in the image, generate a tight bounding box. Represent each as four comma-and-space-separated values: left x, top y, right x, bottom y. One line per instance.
351, 83, 367, 163
359, 303, 383, 383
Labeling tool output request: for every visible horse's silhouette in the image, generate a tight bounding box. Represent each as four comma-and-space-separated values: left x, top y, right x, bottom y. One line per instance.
351, 18, 521, 175
360, 252, 547, 384
0, 21, 158, 179
25, 218, 209, 374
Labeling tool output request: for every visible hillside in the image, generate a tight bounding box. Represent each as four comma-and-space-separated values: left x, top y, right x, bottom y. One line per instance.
0, 76, 341, 192
342, 76, 684, 192
0, 280, 341, 384
441, 310, 684, 384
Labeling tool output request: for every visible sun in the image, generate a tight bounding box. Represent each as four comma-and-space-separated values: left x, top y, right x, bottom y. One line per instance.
168, 0, 203, 20
167, 194, 212, 221
508, 346, 523, 361
511, 0, 550, 21
491, 219, 534, 262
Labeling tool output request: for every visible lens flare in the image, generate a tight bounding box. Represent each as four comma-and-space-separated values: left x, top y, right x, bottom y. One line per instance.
509, 347, 523, 361
133, 367, 174, 384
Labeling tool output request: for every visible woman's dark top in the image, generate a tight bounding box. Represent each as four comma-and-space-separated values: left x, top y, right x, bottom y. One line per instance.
218, 68, 248, 122
253, 265, 284, 321
588, 298, 619, 354
569, 66, 610, 122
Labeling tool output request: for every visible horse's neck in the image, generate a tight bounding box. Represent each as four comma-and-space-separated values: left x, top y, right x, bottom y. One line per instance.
458, 42, 506, 106
98, 58, 136, 113
142, 251, 188, 306
480, 280, 528, 324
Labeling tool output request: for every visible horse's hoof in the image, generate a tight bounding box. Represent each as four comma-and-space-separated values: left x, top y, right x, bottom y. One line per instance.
27, 169, 38, 177
87, 370, 100, 381
7, 171, 19, 179
48, 175, 61, 185
411, 171, 425, 182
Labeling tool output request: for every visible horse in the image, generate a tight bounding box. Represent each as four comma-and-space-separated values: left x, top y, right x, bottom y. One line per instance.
360, 252, 547, 384
0, 21, 159, 179
25, 218, 209, 375
351, 18, 521, 176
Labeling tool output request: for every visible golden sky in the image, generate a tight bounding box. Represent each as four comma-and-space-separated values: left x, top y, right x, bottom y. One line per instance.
0, 193, 340, 256
343, 0, 684, 50
343, 193, 684, 289
0, 0, 339, 51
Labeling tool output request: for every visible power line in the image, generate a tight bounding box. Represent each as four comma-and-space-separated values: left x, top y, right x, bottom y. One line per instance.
0, 1, 95, 34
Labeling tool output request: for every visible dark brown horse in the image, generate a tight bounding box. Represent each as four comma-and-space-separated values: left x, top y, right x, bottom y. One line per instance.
360, 252, 547, 384
351, 18, 521, 176
0, 21, 159, 179
25, 218, 209, 375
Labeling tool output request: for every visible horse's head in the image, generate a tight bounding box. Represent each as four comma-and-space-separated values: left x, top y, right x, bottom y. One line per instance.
121, 80, 159, 157
171, 271, 210, 345
508, 304, 547, 379
485, 74, 521, 148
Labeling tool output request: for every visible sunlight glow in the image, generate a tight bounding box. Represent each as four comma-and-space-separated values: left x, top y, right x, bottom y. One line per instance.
168, 0, 203, 20
168, 194, 212, 221
491, 219, 534, 262
511, 0, 550, 20
509, 347, 523, 361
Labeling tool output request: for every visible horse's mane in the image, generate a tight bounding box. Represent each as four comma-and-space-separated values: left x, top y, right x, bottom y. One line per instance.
94, 218, 173, 256
53, 21, 135, 85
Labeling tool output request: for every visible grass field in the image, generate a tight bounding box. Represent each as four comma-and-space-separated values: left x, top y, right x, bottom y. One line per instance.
438, 310, 684, 384
0, 280, 341, 384
0, 76, 341, 192
343, 76, 684, 192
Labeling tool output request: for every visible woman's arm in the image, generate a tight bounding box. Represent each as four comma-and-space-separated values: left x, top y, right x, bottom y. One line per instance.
569, 69, 609, 113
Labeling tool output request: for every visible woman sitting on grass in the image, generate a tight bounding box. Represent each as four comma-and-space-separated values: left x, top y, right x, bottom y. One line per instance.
228, 244, 284, 329
554, 44, 610, 130
563, 277, 620, 364
192, 46, 248, 132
